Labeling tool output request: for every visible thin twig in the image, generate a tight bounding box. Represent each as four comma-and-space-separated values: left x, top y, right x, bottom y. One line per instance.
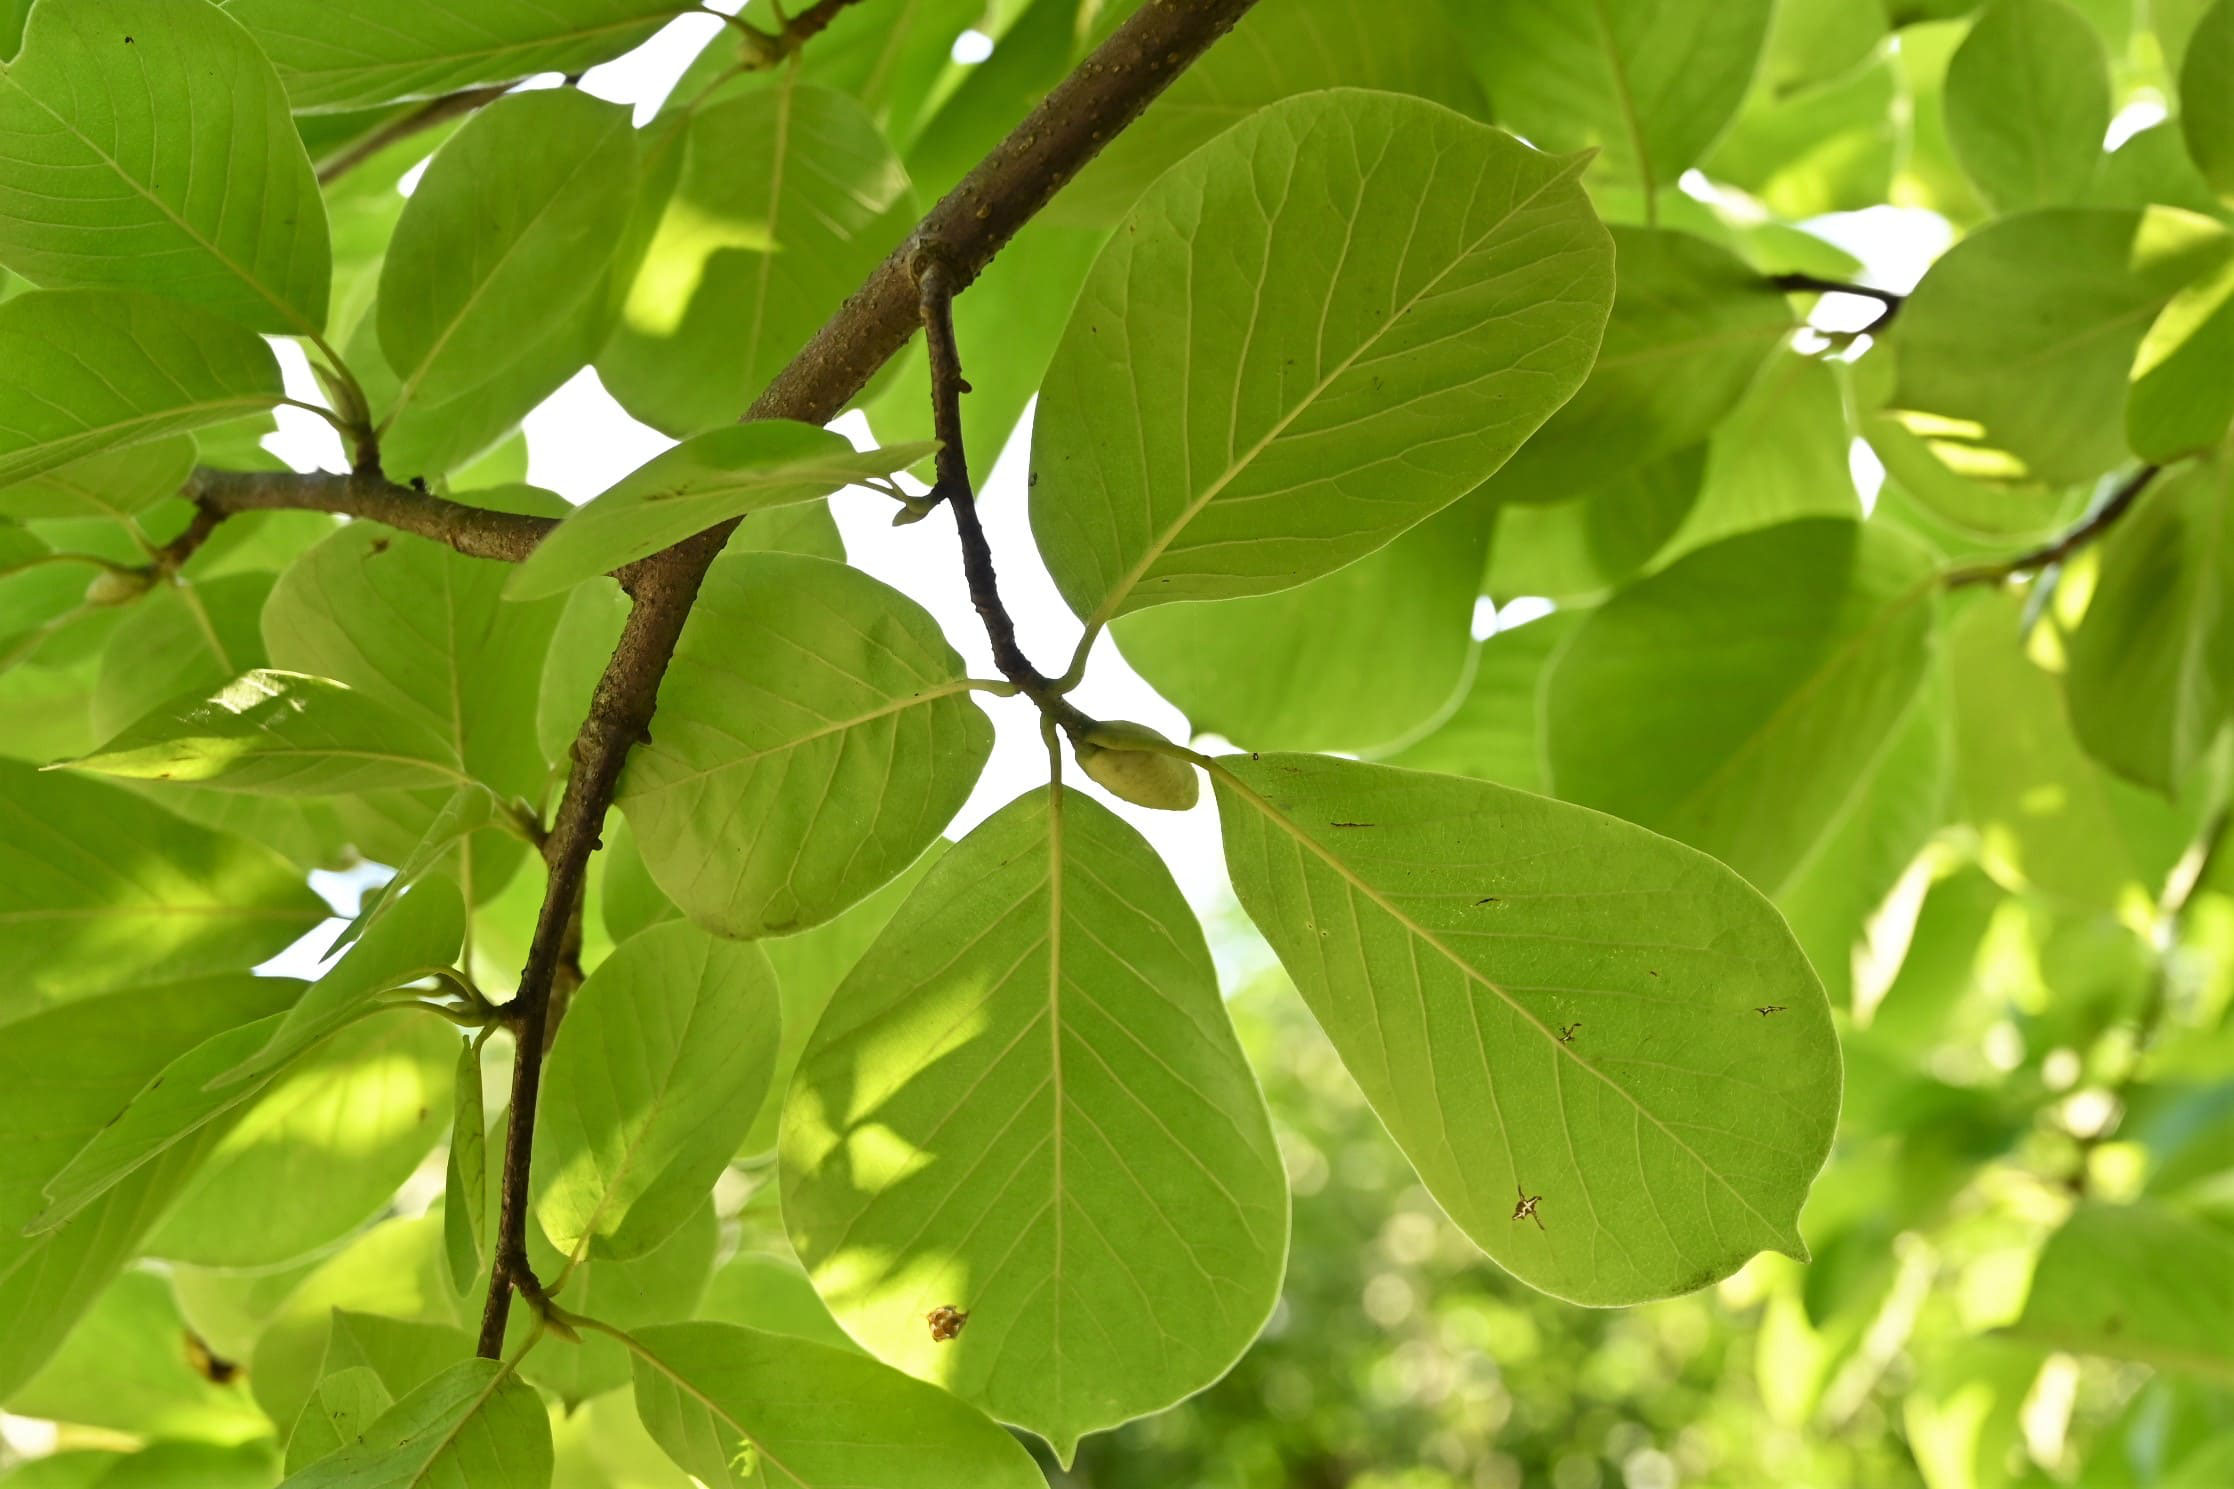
316, 85, 512, 186
916, 254, 1093, 737
1943, 464, 2163, 589
1765, 272, 1906, 336
470, 0, 1264, 1358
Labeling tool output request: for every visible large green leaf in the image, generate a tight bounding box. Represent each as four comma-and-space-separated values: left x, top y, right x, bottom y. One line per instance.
63, 670, 469, 795
2129, 255, 2234, 461
1949, 592, 2192, 910
377, 90, 639, 480
2065, 455, 2234, 792
1888, 206, 2233, 485
224, 0, 686, 113
1481, 230, 1793, 504
263, 520, 567, 817
601, 79, 914, 436
146, 1010, 455, 1267
1112, 495, 1492, 755
1029, 90, 1613, 628
1055, 0, 1486, 225
2181, 0, 2234, 196
0, 975, 297, 1396
625, 1321, 1047, 1488
534, 920, 780, 1262
1214, 753, 1838, 1305
0, 436, 193, 522
782, 789, 1286, 1461
1943, 0, 2110, 209
1463, 0, 1775, 198
508, 423, 935, 601
0, 0, 329, 333
1657, 352, 1862, 560
281, 1359, 552, 1488
1483, 448, 1705, 601
1543, 519, 1937, 895
618, 550, 990, 939
2009, 1202, 2234, 1379
0, 291, 282, 486
0, 761, 325, 1008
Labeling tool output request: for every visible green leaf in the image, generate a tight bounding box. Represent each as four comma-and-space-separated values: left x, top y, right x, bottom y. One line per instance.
0, 290, 283, 486
1030, 90, 1613, 627
0, 761, 325, 1008
1543, 519, 1937, 895
1385, 609, 1589, 794
264, 521, 567, 808
2181, 0, 2234, 197
783, 788, 1286, 1461
1657, 352, 1862, 561
5, 1270, 267, 1442
1949, 591, 2193, 909
1463, 0, 1775, 198
514, 1199, 718, 1408
2065, 455, 2234, 792
1055, 0, 1487, 226
535, 921, 779, 1262
2130, 255, 2234, 461
1113, 495, 1492, 754
618, 550, 990, 939
0, 974, 298, 1395
1943, 0, 2111, 209
1709, 57, 1901, 220
147, 1010, 456, 1267
62, 670, 469, 794
442, 1036, 488, 1297
1480, 224, 1789, 508
377, 90, 640, 480
31, 1016, 293, 1235
1888, 205, 2233, 485
285, 1366, 396, 1480
625, 1321, 1047, 1489
508, 423, 935, 601
234, 873, 466, 1087
0, 0, 329, 333
743, 841, 946, 1154
0, 437, 193, 521
1483, 448, 1705, 601
1214, 752, 1838, 1305
601, 79, 915, 437
281, 1359, 552, 1488
227, 0, 687, 113
697, 1250, 856, 1353
2009, 1201, 2234, 1379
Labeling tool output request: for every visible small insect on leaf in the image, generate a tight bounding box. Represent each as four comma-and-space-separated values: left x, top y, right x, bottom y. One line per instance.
1512, 1186, 1545, 1231
1755, 1005, 1788, 1017
927, 1304, 970, 1341
1557, 1022, 1580, 1044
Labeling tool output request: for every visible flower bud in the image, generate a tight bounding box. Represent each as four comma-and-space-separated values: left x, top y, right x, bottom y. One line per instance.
1073, 720, 1199, 811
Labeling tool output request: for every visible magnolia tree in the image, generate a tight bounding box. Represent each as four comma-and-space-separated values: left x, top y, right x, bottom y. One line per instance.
2, 0, 2232, 1483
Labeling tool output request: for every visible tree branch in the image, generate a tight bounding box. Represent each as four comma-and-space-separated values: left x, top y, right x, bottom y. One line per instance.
1765, 272, 1905, 335
1943, 464, 2162, 589
471, 0, 1266, 1356
916, 254, 1092, 735
315, 84, 513, 186
185, 467, 558, 565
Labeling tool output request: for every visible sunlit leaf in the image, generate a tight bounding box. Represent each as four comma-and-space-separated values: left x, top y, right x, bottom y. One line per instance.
1215, 753, 1837, 1305
782, 788, 1287, 1461
618, 550, 990, 939
1031, 89, 1612, 626
0, 0, 330, 332
1943, 0, 2110, 210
